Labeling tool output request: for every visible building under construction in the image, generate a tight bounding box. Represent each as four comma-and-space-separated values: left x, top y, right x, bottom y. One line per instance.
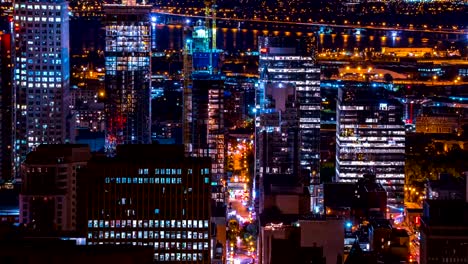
182, 3, 227, 263
182, 0, 226, 204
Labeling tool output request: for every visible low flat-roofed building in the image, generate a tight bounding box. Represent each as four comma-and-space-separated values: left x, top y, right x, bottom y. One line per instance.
260, 216, 344, 264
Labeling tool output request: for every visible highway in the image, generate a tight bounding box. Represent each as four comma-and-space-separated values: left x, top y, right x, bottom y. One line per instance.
152, 10, 467, 35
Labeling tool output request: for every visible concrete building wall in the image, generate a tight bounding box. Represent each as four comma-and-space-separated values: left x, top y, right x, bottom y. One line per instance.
299, 219, 344, 264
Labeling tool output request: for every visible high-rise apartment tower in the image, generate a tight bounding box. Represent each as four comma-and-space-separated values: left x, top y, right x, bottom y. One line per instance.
13, 0, 72, 178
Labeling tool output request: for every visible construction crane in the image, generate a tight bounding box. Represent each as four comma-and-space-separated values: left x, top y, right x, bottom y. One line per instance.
210, 0, 217, 52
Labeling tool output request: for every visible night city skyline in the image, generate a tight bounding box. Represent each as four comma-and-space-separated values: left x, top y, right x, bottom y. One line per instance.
0, 0, 467, 264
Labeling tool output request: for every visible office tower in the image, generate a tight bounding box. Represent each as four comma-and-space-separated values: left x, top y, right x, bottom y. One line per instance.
335, 85, 405, 210
103, 3, 151, 153
12, 0, 72, 179
0, 32, 13, 181
19, 145, 91, 232
255, 36, 321, 212
82, 145, 212, 263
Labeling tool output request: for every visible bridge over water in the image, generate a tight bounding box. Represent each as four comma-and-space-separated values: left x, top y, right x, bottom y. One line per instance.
152, 11, 467, 37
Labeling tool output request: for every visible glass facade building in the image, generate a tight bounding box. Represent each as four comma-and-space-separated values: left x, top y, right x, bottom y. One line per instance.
335, 85, 405, 208
13, 0, 72, 178
255, 36, 321, 212
103, 4, 151, 153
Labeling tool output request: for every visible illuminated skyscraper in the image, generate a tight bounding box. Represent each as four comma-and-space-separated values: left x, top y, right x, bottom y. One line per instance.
103, 3, 151, 153
255, 36, 321, 212
335, 85, 405, 209
13, 0, 72, 179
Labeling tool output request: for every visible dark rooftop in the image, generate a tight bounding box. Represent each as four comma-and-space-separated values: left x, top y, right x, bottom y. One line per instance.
422, 199, 468, 226
25, 144, 91, 164
369, 219, 392, 230
324, 182, 354, 208
392, 228, 409, 237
